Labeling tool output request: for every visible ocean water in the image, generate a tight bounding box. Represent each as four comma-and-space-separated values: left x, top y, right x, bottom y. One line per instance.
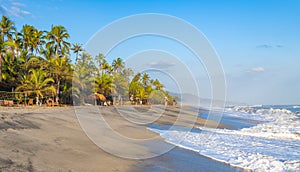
149, 105, 300, 172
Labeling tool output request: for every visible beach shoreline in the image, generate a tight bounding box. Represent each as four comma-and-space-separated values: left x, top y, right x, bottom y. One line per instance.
0, 106, 246, 171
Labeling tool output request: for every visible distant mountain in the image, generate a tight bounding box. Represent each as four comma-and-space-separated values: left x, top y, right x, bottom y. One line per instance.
169, 92, 245, 108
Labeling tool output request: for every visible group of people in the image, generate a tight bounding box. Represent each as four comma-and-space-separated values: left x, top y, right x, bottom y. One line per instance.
35, 95, 59, 106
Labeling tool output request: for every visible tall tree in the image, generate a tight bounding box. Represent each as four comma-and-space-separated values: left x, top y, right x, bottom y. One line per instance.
72, 52, 95, 104
31, 29, 45, 56
20, 24, 35, 52
0, 39, 4, 82
5, 32, 22, 60
0, 16, 15, 42
101, 59, 112, 74
16, 68, 55, 98
71, 43, 83, 62
0, 16, 15, 82
112, 57, 124, 73
48, 56, 72, 103
93, 72, 115, 96
95, 53, 105, 73
142, 73, 150, 87
153, 79, 163, 90
1, 52, 19, 84
46, 25, 70, 57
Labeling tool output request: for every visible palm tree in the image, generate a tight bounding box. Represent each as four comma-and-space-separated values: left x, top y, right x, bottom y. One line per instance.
113, 68, 133, 97
112, 57, 124, 73
0, 16, 15, 82
101, 59, 112, 73
31, 29, 45, 56
142, 73, 150, 87
46, 25, 70, 57
5, 32, 22, 60
1, 52, 19, 83
19, 24, 35, 52
72, 52, 96, 104
72, 67, 88, 104
71, 43, 83, 62
132, 73, 141, 82
0, 16, 15, 42
95, 53, 105, 72
136, 87, 147, 102
93, 72, 115, 96
153, 79, 164, 90
16, 68, 55, 98
48, 56, 72, 103
0, 39, 4, 82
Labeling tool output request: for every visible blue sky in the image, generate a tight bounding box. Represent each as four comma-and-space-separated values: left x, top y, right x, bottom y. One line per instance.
1, 0, 299, 105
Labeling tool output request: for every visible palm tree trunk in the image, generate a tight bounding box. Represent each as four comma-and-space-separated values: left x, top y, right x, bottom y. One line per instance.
0, 54, 2, 82
0, 33, 3, 82
56, 79, 60, 103
56, 44, 59, 58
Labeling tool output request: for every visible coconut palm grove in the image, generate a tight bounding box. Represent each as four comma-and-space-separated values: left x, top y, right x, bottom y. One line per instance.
0, 15, 175, 106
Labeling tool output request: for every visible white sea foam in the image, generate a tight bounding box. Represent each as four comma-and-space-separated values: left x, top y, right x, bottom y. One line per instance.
149, 107, 300, 171
225, 106, 297, 122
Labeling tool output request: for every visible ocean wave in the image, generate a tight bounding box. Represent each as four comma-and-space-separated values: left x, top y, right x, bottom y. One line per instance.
225, 106, 296, 121
150, 127, 300, 172
149, 106, 300, 171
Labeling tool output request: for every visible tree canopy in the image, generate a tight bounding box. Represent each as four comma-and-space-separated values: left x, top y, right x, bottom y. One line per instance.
0, 15, 175, 105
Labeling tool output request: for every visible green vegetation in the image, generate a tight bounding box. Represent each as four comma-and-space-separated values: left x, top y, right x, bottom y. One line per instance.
0, 15, 175, 105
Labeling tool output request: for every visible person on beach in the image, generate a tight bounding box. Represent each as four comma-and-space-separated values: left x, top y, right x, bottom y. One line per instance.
36, 95, 42, 106
55, 97, 59, 104
36, 95, 39, 106
173, 99, 177, 106
164, 96, 168, 106
47, 98, 53, 106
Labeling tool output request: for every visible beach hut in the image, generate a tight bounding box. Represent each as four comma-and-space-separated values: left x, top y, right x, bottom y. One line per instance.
95, 93, 106, 102
87, 93, 106, 105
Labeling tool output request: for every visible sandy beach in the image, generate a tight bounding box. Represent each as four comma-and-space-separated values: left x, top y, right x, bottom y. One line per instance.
0, 106, 246, 171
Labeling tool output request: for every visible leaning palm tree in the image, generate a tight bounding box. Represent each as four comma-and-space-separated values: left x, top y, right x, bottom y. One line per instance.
46, 25, 70, 57
16, 68, 55, 98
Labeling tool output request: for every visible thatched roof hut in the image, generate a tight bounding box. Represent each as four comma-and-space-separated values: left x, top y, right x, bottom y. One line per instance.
94, 93, 106, 102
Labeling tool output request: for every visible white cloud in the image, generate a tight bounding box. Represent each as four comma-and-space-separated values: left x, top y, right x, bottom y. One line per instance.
11, 1, 26, 7
256, 44, 284, 49
147, 60, 175, 69
257, 44, 272, 48
11, 6, 30, 15
249, 67, 265, 73
0, 0, 31, 18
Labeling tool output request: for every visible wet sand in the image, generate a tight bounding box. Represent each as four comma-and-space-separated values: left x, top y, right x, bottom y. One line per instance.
0, 106, 246, 171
